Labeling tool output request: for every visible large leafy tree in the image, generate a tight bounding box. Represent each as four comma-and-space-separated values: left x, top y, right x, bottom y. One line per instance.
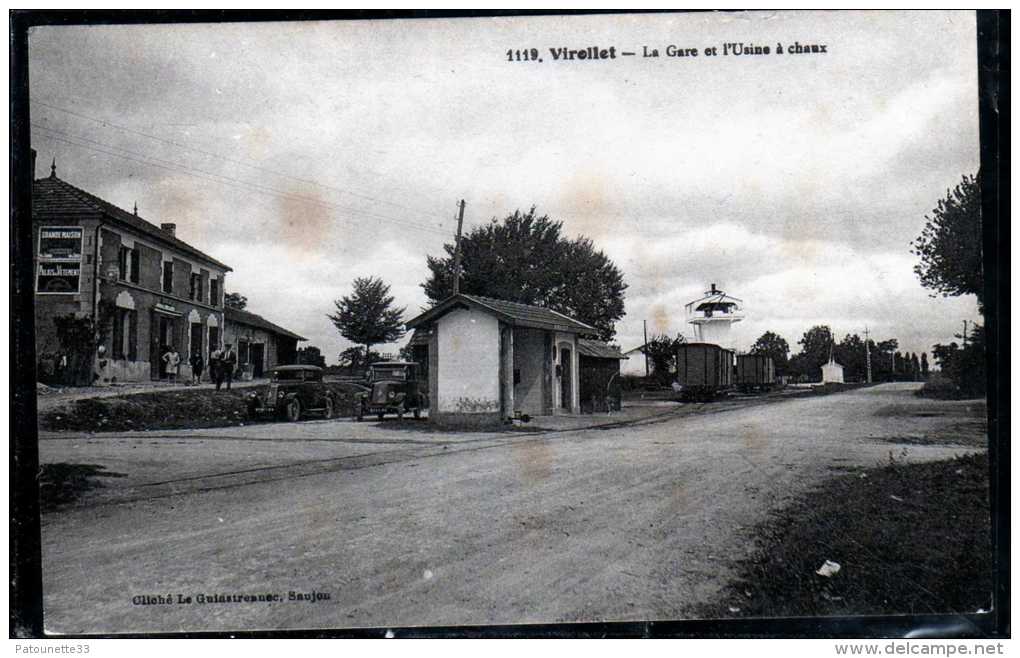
749, 331, 790, 376
643, 334, 684, 385
912, 173, 983, 311
224, 292, 248, 310
328, 276, 406, 358
422, 207, 627, 341
789, 325, 834, 381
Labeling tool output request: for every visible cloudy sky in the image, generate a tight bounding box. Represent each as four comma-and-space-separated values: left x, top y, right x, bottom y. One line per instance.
28, 11, 982, 360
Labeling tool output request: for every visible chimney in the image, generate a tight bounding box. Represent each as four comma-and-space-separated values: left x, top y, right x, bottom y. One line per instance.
161, 223, 177, 237
710, 283, 718, 294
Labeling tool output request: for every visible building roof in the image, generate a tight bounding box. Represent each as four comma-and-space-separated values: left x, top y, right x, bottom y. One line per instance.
577, 339, 627, 360
685, 284, 742, 313
33, 174, 232, 271
405, 293, 596, 334
225, 307, 307, 341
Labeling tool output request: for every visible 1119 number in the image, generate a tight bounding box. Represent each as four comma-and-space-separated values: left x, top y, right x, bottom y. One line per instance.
507, 48, 542, 62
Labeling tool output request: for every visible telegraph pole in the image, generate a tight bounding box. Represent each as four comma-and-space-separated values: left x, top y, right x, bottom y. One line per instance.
643, 319, 649, 377
452, 199, 465, 295
863, 326, 872, 384
962, 320, 969, 347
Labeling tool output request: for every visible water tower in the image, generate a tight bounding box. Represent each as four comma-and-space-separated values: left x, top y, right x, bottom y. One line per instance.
685, 283, 744, 346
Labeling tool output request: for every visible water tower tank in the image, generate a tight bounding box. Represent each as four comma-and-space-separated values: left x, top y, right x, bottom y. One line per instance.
685, 283, 744, 346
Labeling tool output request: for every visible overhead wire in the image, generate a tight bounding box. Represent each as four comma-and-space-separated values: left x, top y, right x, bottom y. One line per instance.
32, 124, 455, 238
30, 98, 454, 223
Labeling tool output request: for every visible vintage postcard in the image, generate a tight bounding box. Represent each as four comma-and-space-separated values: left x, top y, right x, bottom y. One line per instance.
17, 10, 996, 635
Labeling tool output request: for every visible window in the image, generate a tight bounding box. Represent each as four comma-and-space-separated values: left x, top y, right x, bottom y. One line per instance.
189, 273, 202, 301
112, 309, 137, 360
118, 247, 129, 281
210, 278, 220, 307
162, 260, 174, 294
118, 247, 138, 282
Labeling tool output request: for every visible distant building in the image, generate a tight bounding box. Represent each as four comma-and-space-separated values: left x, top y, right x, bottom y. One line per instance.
405, 294, 594, 425
224, 307, 306, 379
33, 164, 231, 383
821, 352, 845, 384
577, 339, 626, 413
620, 344, 648, 377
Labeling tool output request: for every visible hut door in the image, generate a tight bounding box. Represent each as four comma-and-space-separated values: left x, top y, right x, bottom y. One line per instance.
560, 346, 573, 411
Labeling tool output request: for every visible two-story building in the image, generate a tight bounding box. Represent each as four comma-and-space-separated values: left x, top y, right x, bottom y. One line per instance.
33, 164, 232, 383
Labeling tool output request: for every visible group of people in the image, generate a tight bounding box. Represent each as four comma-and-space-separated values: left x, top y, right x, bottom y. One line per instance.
161, 343, 237, 391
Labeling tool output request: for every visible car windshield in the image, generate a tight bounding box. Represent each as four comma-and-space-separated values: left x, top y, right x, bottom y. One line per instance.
371, 367, 407, 381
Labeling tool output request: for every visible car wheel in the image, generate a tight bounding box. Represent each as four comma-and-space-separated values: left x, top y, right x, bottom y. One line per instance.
323, 397, 334, 419
285, 398, 301, 422
377, 413, 385, 421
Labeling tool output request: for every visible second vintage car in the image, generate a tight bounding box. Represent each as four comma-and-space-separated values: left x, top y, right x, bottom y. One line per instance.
356, 361, 427, 421
246, 365, 340, 422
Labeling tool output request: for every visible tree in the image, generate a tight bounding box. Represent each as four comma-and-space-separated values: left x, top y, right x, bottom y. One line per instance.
921, 352, 930, 379
52, 302, 115, 386
224, 292, 248, 310
296, 345, 326, 368
749, 331, 790, 376
337, 346, 381, 371
789, 325, 834, 381
643, 334, 683, 385
328, 276, 406, 358
422, 207, 627, 341
912, 173, 984, 311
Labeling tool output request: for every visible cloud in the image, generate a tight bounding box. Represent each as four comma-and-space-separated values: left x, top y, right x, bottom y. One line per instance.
27, 12, 983, 364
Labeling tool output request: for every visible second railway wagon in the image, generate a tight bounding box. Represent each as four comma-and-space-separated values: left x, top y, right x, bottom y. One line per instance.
735, 353, 776, 393
675, 342, 734, 401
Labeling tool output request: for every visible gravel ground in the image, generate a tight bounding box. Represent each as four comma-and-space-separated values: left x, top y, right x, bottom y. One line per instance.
37, 382, 986, 634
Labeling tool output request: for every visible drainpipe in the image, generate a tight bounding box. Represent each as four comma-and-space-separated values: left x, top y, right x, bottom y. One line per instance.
92, 222, 104, 383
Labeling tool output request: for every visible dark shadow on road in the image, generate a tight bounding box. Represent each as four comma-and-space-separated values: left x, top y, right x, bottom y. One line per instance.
39, 463, 128, 511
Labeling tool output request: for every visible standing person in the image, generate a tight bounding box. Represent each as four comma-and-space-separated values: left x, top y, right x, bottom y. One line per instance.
209, 345, 223, 391
189, 351, 204, 386
221, 343, 238, 390
162, 346, 181, 385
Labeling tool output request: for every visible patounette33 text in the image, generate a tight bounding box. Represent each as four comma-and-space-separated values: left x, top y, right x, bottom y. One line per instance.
507, 42, 827, 62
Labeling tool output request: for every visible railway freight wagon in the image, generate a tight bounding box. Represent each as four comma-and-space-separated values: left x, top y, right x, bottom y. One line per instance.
735, 353, 776, 393
675, 342, 734, 401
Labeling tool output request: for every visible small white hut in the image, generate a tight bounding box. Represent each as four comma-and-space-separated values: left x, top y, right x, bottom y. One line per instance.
821, 346, 845, 384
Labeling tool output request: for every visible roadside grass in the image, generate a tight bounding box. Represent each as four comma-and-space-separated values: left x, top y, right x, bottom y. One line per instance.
39, 383, 367, 433
39, 389, 256, 432
706, 451, 991, 619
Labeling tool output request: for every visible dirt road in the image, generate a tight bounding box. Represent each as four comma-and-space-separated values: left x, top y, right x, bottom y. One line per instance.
39, 383, 986, 633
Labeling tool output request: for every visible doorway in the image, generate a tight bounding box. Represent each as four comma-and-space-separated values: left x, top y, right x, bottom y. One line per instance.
560, 346, 573, 411
150, 313, 178, 380
189, 323, 204, 360
250, 343, 265, 378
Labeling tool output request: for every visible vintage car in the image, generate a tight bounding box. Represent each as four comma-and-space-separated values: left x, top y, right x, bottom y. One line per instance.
356, 361, 427, 421
246, 365, 338, 422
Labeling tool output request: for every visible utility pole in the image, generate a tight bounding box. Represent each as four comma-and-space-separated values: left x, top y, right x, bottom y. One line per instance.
643, 320, 649, 378
863, 326, 872, 384
962, 319, 969, 347
452, 199, 466, 296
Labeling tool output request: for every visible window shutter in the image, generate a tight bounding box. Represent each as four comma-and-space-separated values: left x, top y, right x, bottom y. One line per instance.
130, 250, 140, 283
128, 311, 138, 360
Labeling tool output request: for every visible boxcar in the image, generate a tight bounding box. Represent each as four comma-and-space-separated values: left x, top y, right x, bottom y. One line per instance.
675, 342, 734, 401
735, 353, 776, 393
